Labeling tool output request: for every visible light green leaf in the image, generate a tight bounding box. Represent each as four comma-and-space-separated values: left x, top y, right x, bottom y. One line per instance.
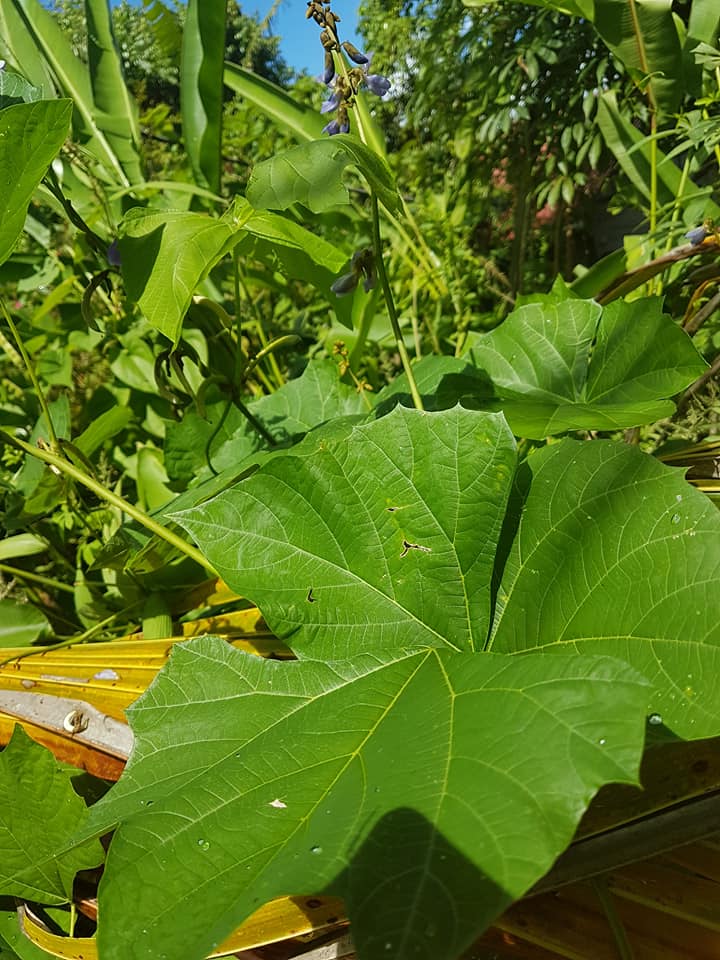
0, 99, 72, 266
85, 0, 144, 185
176, 406, 517, 656
594, 0, 684, 115
9, 0, 130, 186
247, 134, 401, 214
597, 91, 720, 220
0, 600, 50, 646
118, 207, 241, 345
489, 438, 720, 738
86, 637, 649, 960
250, 359, 369, 439
466, 296, 706, 438
74, 406, 134, 458
0, 69, 42, 109
0, 2, 56, 97
118, 200, 350, 344
0, 726, 103, 903
181, 0, 225, 192
223, 62, 325, 142
0, 534, 47, 562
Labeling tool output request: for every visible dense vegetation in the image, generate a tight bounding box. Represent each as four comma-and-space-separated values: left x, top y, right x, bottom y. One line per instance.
0, 0, 719, 958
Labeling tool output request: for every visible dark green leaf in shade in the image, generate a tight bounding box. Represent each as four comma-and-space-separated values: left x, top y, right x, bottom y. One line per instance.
84, 637, 650, 960
175, 406, 517, 656
0, 727, 103, 904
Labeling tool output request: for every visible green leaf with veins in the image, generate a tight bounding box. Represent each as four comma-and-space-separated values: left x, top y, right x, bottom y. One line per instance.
0, 100, 72, 267
177, 406, 720, 738
247, 134, 401, 214
84, 637, 650, 960
0, 727, 103, 904
76, 406, 720, 960
466, 297, 707, 438
489, 436, 720, 736
176, 407, 517, 657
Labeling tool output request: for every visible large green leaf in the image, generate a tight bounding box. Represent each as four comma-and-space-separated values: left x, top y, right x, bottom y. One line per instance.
0, 726, 103, 904
181, 0, 225, 192
596, 90, 720, 222
118, 207, 239, 344
0, 99, 72, 266
0, 2, 56, 97
119, 200, 351, 344
593, 0, 684, 115
85, 636, 649, 960
223, 62, 325, 142
85, 0, 144, 185
465, 296, 706, 438
489, 437, 720, 738
9, 0, 130, 186
247, 134, 401, 214
176, 407, 517, 656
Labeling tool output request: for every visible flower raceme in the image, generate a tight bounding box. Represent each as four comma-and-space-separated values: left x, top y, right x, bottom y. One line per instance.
307, 0, 391, 136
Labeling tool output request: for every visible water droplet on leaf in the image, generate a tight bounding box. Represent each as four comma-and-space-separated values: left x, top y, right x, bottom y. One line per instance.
310, 845, 322, 854
648, 713, 663, 725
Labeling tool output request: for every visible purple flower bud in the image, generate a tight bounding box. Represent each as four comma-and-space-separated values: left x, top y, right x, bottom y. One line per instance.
363, 274, 375, 293
339, 118, 350, 134
107, 239, 121, 267
366, 73, 391, 97
321, 91, 341, 114
331, 271, 359, 296
342, 42, 369, 65
323, 118, 342, 136
685, 225, 709, 245
323, 51, 335, 85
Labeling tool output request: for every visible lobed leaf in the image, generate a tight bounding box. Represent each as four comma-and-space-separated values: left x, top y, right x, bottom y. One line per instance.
466, 296, 706, 437
176, 406, 517, 656
85, 636, 650, 960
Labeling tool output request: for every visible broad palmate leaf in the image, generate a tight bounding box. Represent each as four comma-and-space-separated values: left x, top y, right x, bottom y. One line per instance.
86, 637, 650, 960
466, 297, 706, 438
178, 407, 518, 656
86, 406, 720, 960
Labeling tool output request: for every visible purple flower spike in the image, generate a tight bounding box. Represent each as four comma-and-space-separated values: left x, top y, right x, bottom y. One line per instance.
366, 73, 391, 97
321, 91, 341, 114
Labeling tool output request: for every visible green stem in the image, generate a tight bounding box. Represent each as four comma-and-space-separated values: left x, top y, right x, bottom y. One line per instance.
0, 563, 75, 594
0, 601, 142, 668
1, 299, 60, 451
370, 194, 424, 411
1, 432, 216, 575
592, 877, 635, 960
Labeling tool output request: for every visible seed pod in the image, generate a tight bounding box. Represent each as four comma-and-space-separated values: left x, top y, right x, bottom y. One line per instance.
323, 51, 335, 84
